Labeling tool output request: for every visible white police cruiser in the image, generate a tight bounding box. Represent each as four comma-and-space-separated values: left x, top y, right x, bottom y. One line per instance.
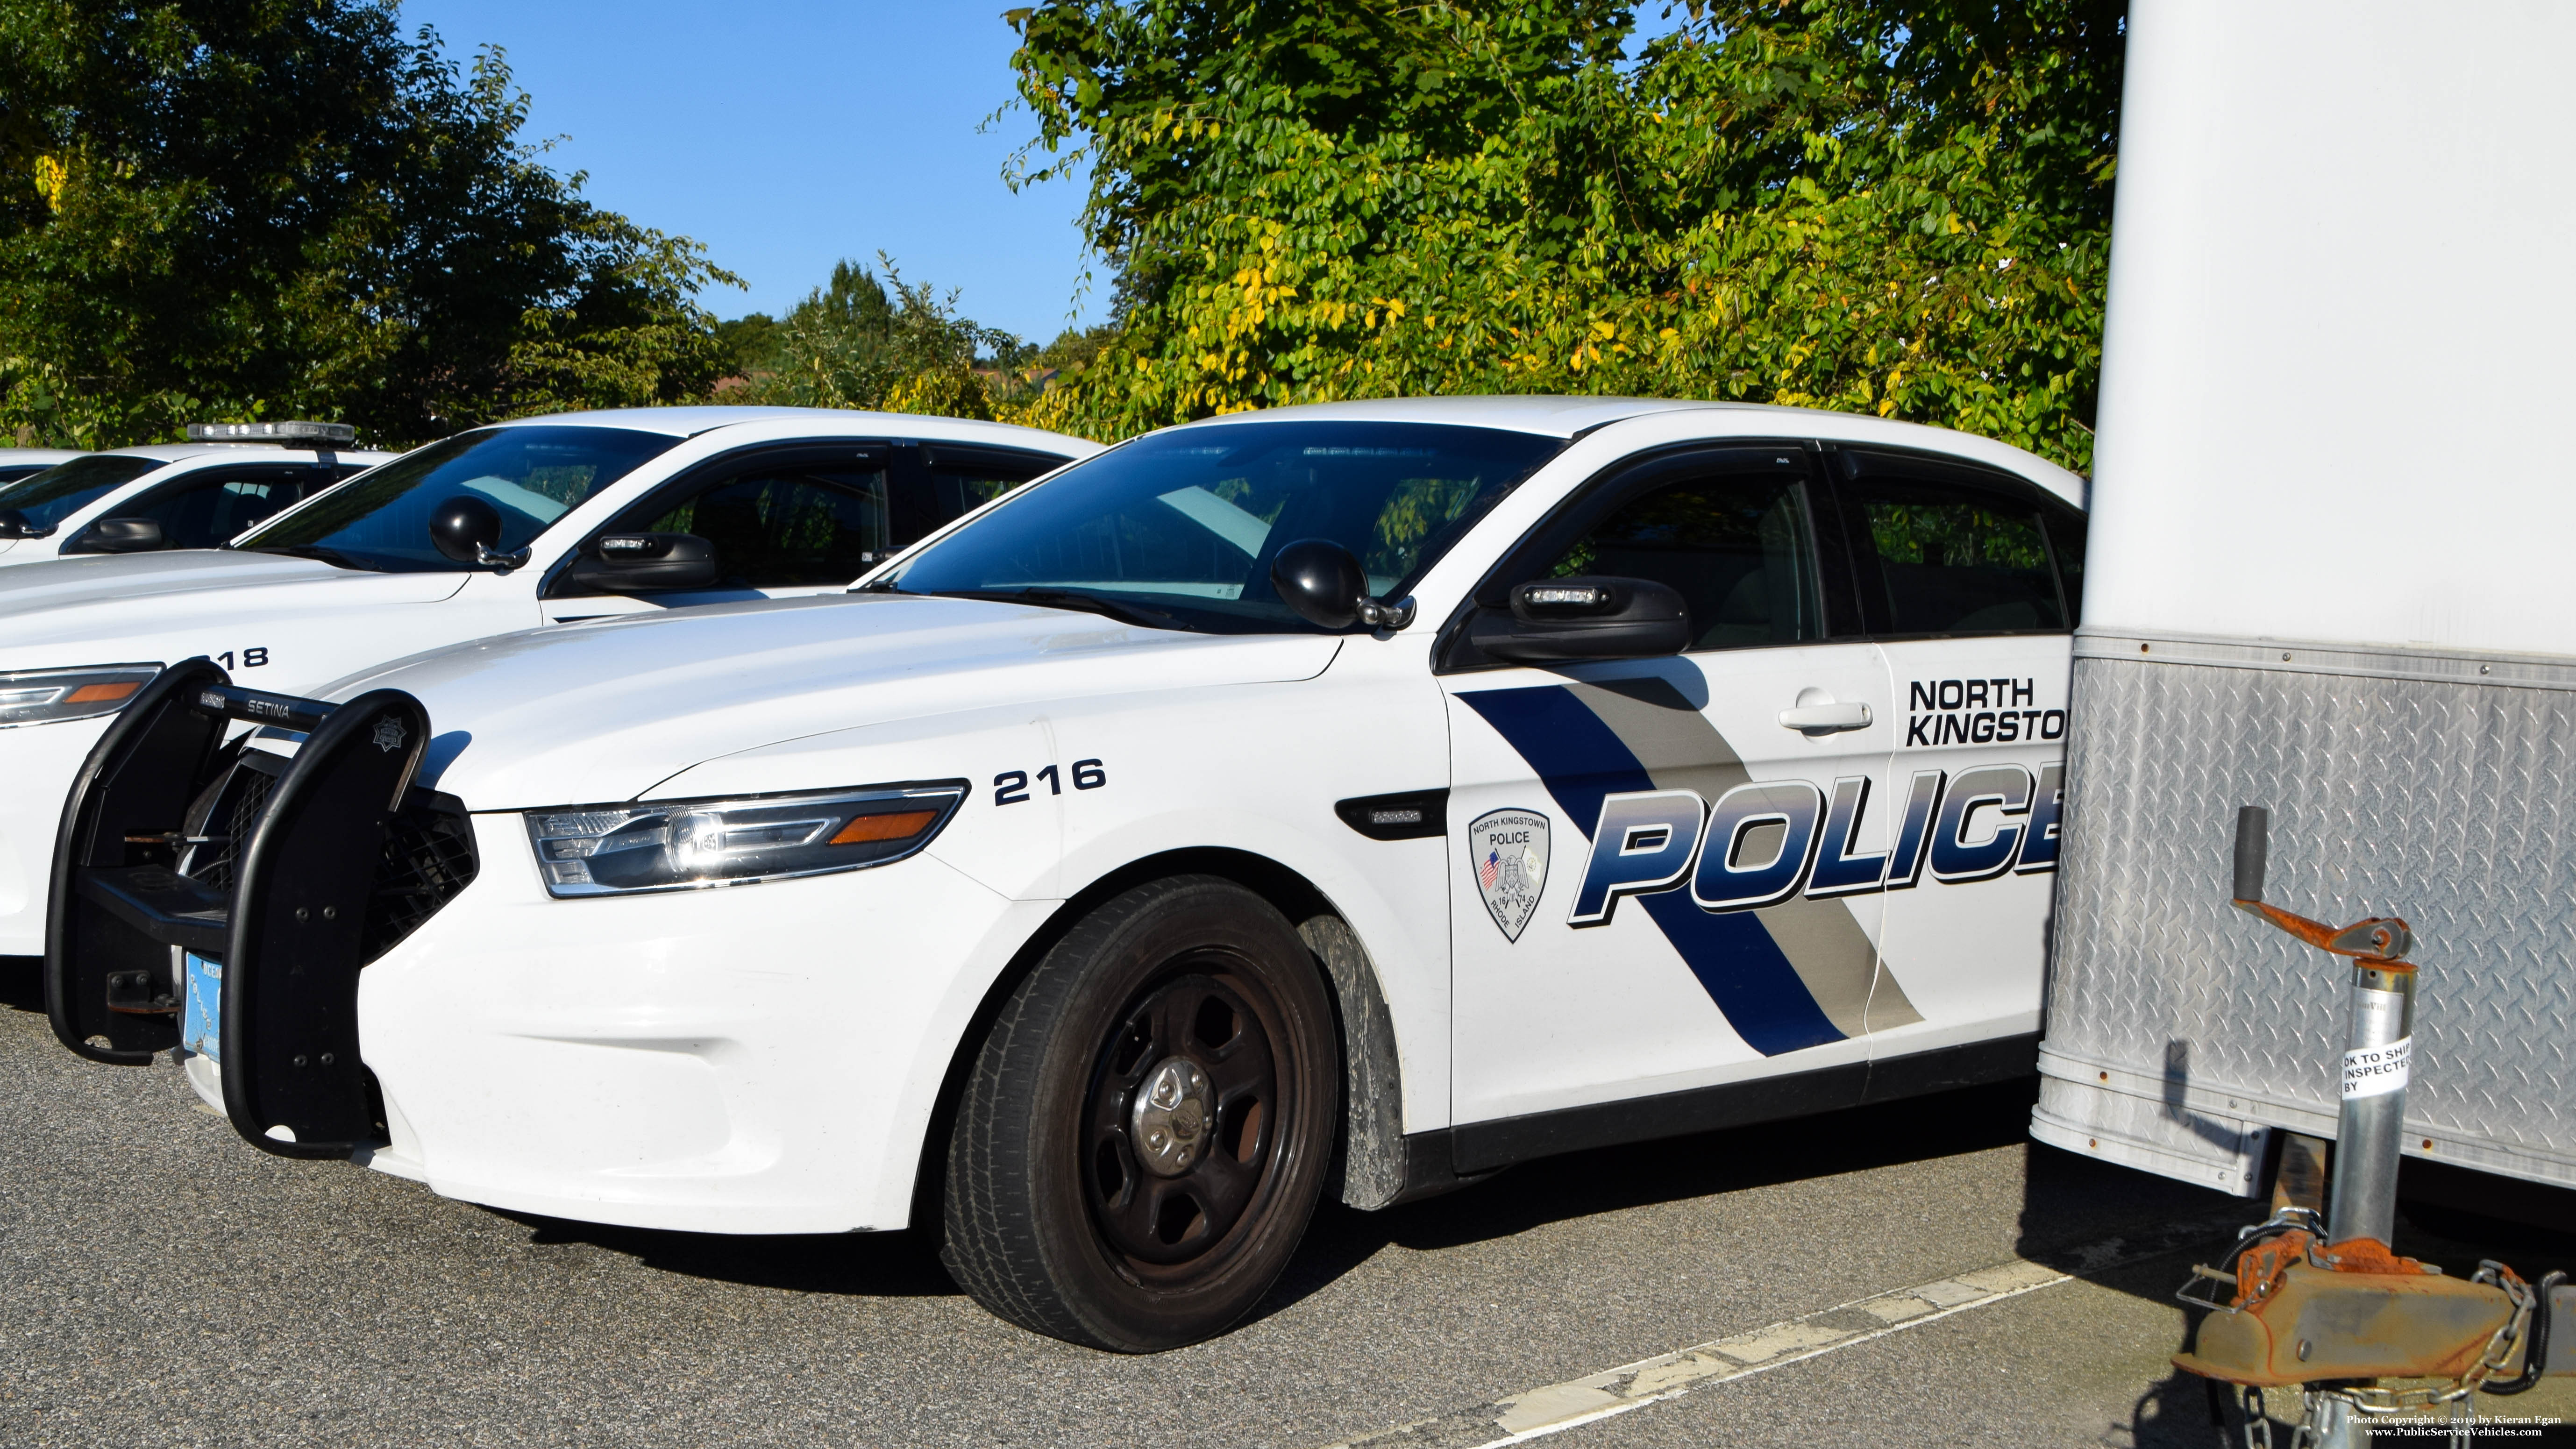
0, 407, 1096, 957
0, 424, 389, 567
46, 397, 2082, 1351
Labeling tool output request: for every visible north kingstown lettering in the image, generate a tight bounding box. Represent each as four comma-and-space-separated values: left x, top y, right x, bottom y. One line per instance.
1903, 678, 2061, 749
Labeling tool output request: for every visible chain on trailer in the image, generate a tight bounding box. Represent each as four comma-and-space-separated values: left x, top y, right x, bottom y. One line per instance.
2170, 807, 2573, 1448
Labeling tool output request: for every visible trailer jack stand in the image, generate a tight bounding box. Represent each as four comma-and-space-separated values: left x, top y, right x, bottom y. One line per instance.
2169, 808, 2572, 1447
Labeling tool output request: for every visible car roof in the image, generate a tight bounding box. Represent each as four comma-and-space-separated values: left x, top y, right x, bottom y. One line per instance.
1164, 395, 1748, 438
1162, 395, 2085, 505
0, 448, 85, 465
93, 443, 389, 464
480, 406, 1093, 450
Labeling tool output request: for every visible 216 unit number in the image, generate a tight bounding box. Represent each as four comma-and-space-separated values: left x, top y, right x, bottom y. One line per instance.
995, 759, 1106, 805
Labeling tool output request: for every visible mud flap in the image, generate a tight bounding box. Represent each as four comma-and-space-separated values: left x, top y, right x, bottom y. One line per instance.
221, 689, 428, 1158
45, 658, 233, 1063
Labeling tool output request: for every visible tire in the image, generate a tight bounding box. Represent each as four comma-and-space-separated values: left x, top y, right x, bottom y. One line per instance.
941, 875, 1340, 1351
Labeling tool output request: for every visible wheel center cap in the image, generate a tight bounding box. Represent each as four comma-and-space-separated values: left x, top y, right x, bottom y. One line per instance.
1130, 1057, 1215, 1177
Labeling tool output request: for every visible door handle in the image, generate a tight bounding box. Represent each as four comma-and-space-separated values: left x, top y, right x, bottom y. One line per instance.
1779, 701, 1872, 734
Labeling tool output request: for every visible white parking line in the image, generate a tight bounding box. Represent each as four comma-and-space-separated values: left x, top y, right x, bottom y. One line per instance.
1316, 1216, 2238, 1449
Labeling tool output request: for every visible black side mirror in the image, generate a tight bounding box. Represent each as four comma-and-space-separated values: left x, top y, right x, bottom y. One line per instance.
428, 495, 504, 564
73, 517, 167, 554
566, 533, 721, 593
0, 507, 36, 539
1270, 539, 1367, 628
1468, 576, 1692, 662
1269, 538, 1416, 631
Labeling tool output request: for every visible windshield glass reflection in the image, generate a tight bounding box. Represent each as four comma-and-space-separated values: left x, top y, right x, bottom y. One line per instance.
237, 426, 678, 571
0, 456, 162, 533
883, 422, 1561, 633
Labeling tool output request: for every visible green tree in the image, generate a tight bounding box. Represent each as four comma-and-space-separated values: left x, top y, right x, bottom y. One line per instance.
0, 1, 736, 448
1006, 0, 2121, 469
714, 312, 781, 378
723, 257, 1026, 419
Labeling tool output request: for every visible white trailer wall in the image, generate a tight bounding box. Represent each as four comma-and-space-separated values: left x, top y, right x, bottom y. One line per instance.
2034, 1, 2576, 1198
2087, 1, 2576, 656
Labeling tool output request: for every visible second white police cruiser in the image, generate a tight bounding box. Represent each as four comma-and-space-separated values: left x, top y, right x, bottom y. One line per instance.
0, 407, 1096, 957
48, 397, 2084, 1351
0, 423, 389, 566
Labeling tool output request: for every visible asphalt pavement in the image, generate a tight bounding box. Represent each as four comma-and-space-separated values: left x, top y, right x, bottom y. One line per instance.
3, 959, 2569, 1448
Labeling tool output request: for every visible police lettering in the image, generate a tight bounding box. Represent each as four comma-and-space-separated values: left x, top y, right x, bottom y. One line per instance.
1571, 762, 2057, 927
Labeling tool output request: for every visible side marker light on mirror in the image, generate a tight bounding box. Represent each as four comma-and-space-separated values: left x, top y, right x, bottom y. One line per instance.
1522, 584, 1612, 611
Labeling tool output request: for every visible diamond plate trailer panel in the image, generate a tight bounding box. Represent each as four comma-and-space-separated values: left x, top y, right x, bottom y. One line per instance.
2038, 632, 2576, 1195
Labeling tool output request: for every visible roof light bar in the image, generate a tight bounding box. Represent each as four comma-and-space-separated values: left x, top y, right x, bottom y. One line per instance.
184, 420, 358, 446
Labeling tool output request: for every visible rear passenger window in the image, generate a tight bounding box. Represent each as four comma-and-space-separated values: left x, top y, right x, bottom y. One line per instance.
2042, 506, 2086, 625
1542, 469, 1821, 649
1840, 476, 2066, 635
895, 447, 1060, 547
930, 463, 1021, 515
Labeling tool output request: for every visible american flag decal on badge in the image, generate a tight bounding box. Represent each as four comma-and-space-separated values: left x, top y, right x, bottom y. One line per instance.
1466, 808, 1549, 942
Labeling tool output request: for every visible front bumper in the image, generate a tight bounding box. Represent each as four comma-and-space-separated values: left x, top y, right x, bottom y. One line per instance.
0, 715, 116, 956
57, 662, 1052, 1236
48, 665, 470, 1154
354, 813, 1037, 1234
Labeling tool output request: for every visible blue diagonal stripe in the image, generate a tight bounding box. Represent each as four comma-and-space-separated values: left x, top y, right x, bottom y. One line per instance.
1458, 685, 1844, 1057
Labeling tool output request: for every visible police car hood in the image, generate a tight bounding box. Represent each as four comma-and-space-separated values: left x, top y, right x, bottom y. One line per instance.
322, 592, 1343, 808
0, 550, 465, 655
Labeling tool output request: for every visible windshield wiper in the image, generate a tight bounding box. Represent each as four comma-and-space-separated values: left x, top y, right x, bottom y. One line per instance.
916, 587, 1186, 631
239, 542, 384, 572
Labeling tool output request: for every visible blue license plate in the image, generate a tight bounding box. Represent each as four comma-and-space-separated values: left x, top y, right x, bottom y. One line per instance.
181, 952, 222, 1063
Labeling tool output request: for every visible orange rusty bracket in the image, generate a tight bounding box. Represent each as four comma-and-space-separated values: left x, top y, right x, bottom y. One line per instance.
2230, 897, 2414, 967
2178, 808, 2566, 1399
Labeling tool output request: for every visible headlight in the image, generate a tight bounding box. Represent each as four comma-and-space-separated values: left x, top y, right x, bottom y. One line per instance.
0, 664, 159, 728
524, 781, 968, 897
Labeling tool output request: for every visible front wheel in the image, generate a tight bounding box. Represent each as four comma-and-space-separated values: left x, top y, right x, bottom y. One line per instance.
941, 876, 1339, 1351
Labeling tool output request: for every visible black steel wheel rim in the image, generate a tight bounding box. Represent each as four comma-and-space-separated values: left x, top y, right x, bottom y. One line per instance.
1080, 960, 1284, 1273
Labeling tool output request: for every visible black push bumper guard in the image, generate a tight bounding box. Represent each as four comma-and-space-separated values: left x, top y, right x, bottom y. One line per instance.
45, 658, 475, 1158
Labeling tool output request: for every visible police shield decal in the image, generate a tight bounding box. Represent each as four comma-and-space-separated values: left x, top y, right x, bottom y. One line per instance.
1469, 809, 1550, 941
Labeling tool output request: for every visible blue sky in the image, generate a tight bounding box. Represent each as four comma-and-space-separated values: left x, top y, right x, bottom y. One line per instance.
398, 1, 1101, 343
397, 3, 1691, 347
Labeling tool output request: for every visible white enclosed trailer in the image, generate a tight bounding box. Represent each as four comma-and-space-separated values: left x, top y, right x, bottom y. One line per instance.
2033, 2, 2576, 1202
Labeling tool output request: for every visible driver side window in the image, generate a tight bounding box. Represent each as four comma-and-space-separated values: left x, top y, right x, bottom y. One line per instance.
641, 465, 890, 589
114, 468, 334, 549
1540, 468, 1822, 650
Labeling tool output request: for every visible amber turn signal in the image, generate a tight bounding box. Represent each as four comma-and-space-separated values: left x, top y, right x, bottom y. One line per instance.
64, 682, 141, 705
830, 809, 938, 846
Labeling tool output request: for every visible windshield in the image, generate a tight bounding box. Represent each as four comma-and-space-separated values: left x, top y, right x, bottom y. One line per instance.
236, 426, 679, 571
0, 456, 161, 533
883, 421, 1562, 632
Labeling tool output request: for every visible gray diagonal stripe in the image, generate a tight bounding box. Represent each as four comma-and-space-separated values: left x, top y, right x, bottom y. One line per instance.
1564, 675, 1920, 1037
